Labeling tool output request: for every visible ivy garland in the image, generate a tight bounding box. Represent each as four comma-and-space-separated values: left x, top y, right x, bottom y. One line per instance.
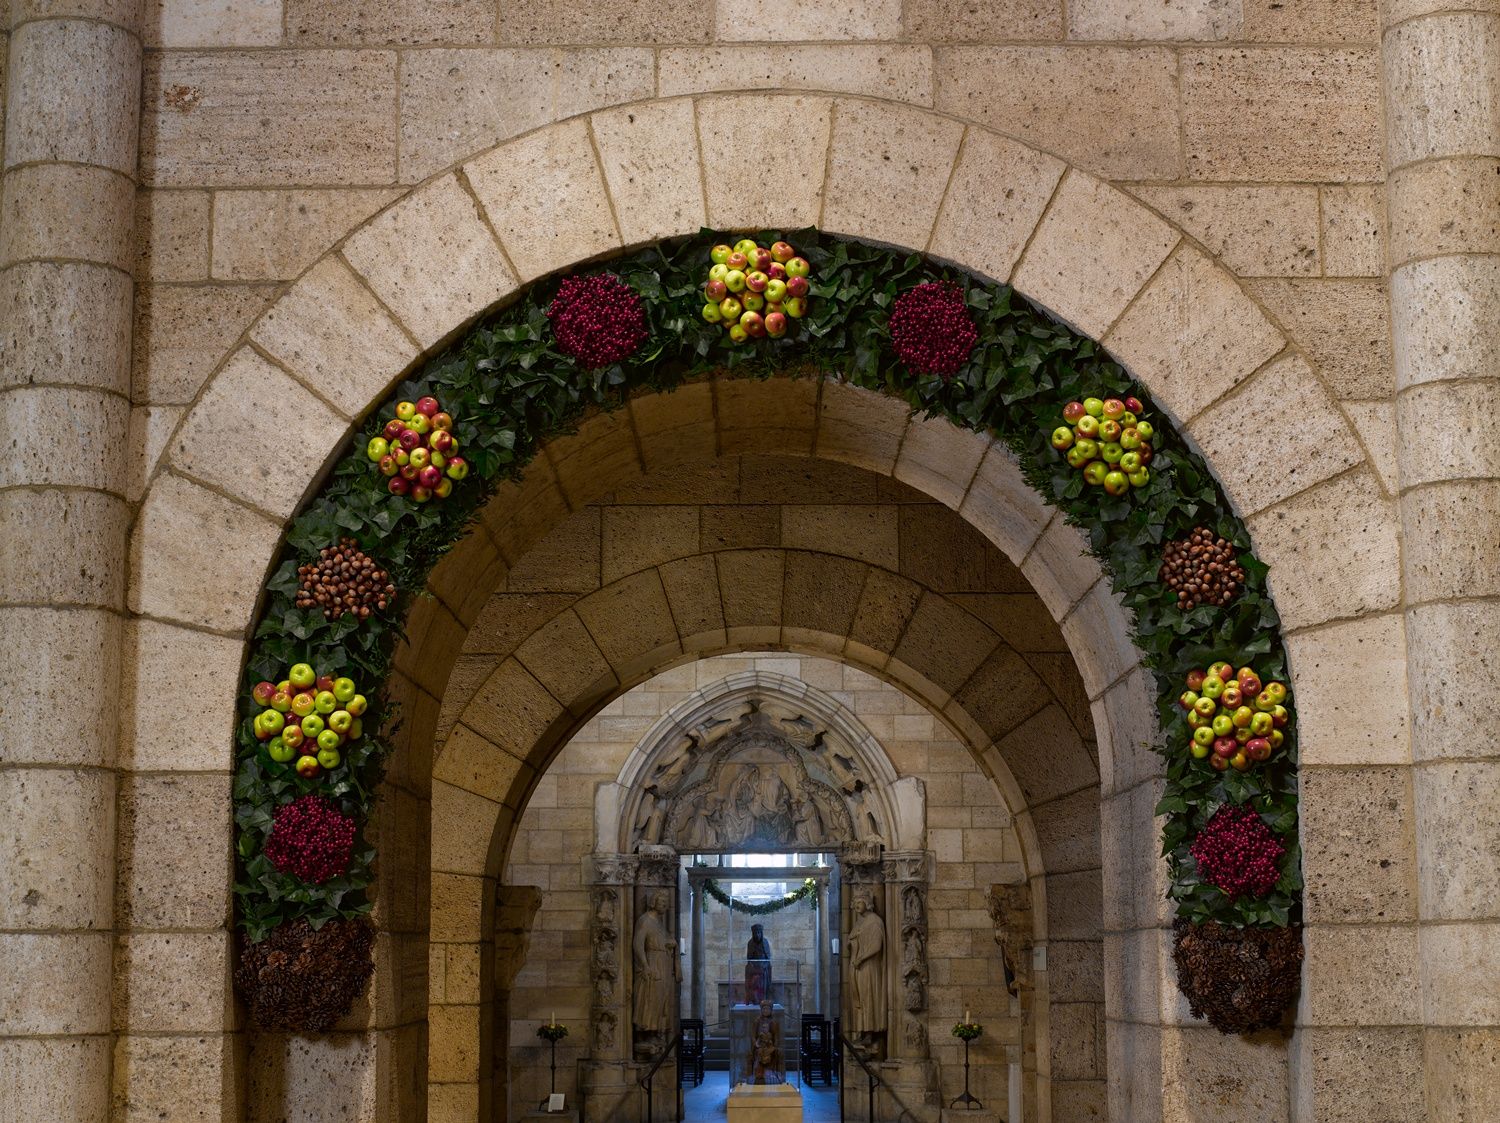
233, 229, 1301, 963
703, 877, 818, 916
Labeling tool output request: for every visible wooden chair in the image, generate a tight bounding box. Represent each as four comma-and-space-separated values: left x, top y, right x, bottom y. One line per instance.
799, 1014, 831, 1086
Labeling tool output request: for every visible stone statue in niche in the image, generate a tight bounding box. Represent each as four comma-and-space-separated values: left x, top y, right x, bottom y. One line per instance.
632, 889, 675, 1044
748, 998, 784, 1084
903, 1015, 927, 1052
594, 1010, 616, 1052
744, 922, 772, 1005
847, 889, 887, 1038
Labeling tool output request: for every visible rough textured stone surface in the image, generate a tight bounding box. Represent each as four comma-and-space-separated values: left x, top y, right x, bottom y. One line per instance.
0, 932, 111, 1035
342, 173, 517, 348
1250, 278, 1394, 399
1247, 469, 1401, 630
128, 473, 281, 632
286, 0, 493, 45
905, 0, 1061, 39
935, 47, 1180, 180
117, 774, 232, 929
1015, 171, 1178, 339
135, 190, 210, 281
113, 1033, 233, 1123
0, 769, 114, 930
1291, 1026, 1425, 1123
1160, 1026, 1291, 1121
1244, 0, 1380, 42
715, 0, 901, 40
132, 283, 274, 405
698, 95, 832, 231
0, 262, 131, 395
1321, 184, 1386, 277
1415, 762, 1500, 920
1420, 921, 1500, 1024
1105, 243, 1283, 426
1398, 378, 1500, 487
0, 386, 129, 494
821, 99, 963, 250
142, 51, 397, 186
1020, 516, 1100, 619
958, 446, 1052, 564
144, 0, 283, 48
0, 1036, 111, 1123
1426, 1027, 1500, 1122
658, 44, 932, 103
590, 100, 705, 247
1390, 255, 1500, 388
1188, 354, 1361, 513
4, 19, 139, 174
210, 188, 397, 280
1182, 48, 1383, 181
122, 618, 240, 772
398, 49, 654, 182
169, 347, 346, 517
1132, 184, 1320, 277
464, 118, 620, 282
1387, 157, 1500, 266
251, 255, 419, 418
1299, 924, 1419, 1025
1286, 613, 1410, 766
0, 608, 121, 767
1069, 0, 1241, 40
928, 128, 1063, 284
500, 0, 708, 42
1406, 601, 1489, 761
1384, 13, 1500, 170
0, 488, 129, 608
893, 415, 987, 509
113, 932, 233, 1033
0, 163, 134, 272
1402, 481, 1500, 603
1301, 767, 1417, 923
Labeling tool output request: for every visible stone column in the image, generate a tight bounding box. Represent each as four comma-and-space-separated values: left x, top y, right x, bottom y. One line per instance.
580, 853, 633, 1123
0, 3, 140, 1120
690, 879, 705, 1022
882, 851, 939, 1122
1383, 5, 1500, 1120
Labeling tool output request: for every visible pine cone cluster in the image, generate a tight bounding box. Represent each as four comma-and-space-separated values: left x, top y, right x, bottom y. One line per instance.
1172, 919, 1302, 1034
296, 539, 395, 620
235, 917, 375, 1031
1160, 528, 1246, 610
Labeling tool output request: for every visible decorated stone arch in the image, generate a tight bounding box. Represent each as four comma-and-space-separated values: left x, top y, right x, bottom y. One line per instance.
115, 92, 1393, 1120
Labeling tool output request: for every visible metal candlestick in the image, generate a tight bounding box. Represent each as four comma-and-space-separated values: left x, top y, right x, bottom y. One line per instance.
950, 1036, 983, 1110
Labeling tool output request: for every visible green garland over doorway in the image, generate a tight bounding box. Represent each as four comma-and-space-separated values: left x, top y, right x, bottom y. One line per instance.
703, 877, 819, 916
232, 229, 1302, 1034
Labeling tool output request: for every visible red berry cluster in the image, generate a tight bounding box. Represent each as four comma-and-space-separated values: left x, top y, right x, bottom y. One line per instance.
548, 273, 648, 368
264, 795, 356, 885
889, 282, 978, 379
1190, 805, 1286, 900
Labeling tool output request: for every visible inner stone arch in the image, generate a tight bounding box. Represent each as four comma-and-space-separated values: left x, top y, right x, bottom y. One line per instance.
604, 669, 924, 858
496, 652, 1049, 1122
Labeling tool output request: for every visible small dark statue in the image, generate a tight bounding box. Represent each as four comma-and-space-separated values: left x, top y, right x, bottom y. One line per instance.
748, 999, 783, 1084
744, 922, 772, 1005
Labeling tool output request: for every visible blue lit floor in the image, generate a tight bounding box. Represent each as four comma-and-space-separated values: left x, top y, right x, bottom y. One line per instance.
681, 1071, 842, 1121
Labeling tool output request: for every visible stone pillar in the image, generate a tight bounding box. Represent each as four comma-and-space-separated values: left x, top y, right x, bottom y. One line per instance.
580, 853, 634, 1123
690, 879, 705, 1022
815, 880, 829, 1016
1383, 6, 1500, 1120
882, 851, 939, 1122
0, 3, 141, 1120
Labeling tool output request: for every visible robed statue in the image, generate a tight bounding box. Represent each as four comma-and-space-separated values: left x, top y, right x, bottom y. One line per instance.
748, 999, 783, 1084
744, 922, 772, 1004
847, 890, 886, 1035
632, 889, 675, 1034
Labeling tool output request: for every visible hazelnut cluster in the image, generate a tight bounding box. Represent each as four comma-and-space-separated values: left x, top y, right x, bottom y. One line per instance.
1190, 805, 1286, 900
548, 272, 648, 368
296, 539, 395, 620
1160, 527, 1246, 610
889, 281, 978, 379
235, 916, 375, 1031
1172, 919, 1303, 1035
264, 795, 356, 885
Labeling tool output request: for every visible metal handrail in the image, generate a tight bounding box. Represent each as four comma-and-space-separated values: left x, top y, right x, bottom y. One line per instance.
836, 1032, 920, 1123
637, 1035, 683, 1123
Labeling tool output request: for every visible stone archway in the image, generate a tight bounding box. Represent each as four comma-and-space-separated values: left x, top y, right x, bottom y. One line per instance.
114, 93, 1402, 1123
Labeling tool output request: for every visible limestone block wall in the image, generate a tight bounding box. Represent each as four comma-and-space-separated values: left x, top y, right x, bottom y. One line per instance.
502, 652, 1032, 1115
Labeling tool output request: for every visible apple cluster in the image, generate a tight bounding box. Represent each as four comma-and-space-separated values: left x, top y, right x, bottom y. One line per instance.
251, 663, 368, 780
1177, 662, 1291, 772
701, 238, 812, 343
365, 396, 468, 502
1051, 396, 1154, 496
